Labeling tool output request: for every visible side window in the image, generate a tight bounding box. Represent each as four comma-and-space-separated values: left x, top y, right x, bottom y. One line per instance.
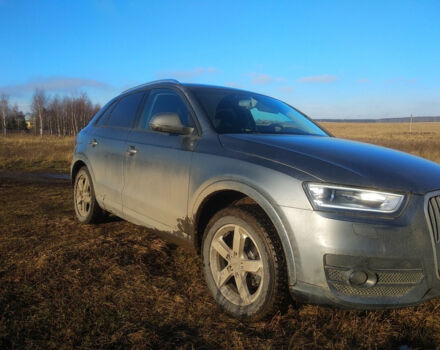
106, 92, 144, 128
138, 89, 193, 130
95, 100, 116, 126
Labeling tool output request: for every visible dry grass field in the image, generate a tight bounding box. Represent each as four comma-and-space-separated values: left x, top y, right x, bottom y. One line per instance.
0, 134, 74, 172
1, 122, 440, 174
1, 123, 440, 349
322, 122, 440, 164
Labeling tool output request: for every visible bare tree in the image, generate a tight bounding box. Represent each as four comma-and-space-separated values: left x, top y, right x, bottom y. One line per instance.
0, 94, 8, 137
10, 104, 26, 130
61, 97, 69, 136
1, 90, 100, 137
49, 95, 62, 137
31, 89, 46, 137
0, 91, 99, 136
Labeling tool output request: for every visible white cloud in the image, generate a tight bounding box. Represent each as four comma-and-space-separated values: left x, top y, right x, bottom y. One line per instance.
278, 85, 294, 93
296, 74, 338, 83
225, 82, 242, 88
0, 76, 112, 96
249, 73, 286, 85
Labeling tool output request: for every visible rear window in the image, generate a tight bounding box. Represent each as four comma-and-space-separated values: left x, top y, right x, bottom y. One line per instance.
106, 92, 145, 128
94, 100, 116, 126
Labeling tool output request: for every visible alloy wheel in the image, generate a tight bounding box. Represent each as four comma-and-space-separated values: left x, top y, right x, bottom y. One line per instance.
209, 224, 264, 306
75, 173, 92, 217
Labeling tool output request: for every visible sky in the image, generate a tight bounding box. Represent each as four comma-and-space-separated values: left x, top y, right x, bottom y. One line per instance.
0, 0, 439, 118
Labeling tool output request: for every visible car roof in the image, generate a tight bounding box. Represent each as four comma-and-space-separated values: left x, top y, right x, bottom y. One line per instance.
121, 79, 180, 94
182, 83, 251, 93
121, 80, 253, 95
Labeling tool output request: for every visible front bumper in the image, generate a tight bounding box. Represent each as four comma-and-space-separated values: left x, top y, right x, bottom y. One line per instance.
280, 191, 440, 308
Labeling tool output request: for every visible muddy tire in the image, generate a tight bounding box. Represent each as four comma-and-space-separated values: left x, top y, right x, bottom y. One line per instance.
202, 205, 288, 321
73, 166, 104, 224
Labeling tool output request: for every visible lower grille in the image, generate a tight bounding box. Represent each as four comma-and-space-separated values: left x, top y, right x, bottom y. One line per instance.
378, 271, 424, 284
427, 195, 440, 242
329, 282, 413, 298
326, 267, 423, 298
324, 255, 424, 299
327, 268, 423, 285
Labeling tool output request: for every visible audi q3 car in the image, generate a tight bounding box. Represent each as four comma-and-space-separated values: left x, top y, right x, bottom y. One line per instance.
71, 79, 440, 320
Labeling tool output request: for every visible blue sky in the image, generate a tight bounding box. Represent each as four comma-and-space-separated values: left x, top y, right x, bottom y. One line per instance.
1, 0, 439, 118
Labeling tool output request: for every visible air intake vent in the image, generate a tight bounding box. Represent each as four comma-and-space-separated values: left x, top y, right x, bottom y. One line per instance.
428, 195, 440, 242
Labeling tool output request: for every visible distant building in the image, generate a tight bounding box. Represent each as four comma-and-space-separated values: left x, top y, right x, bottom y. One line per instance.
25, 113, 33, 130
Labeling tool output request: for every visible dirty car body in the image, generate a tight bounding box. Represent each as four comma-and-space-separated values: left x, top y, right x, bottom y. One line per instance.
72, 80, 440, 316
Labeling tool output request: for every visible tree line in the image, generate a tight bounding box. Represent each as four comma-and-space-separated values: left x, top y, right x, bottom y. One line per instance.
0, 89, 101, 137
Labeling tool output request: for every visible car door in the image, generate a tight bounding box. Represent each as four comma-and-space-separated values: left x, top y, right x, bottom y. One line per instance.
89, 91, 145, 215
85, 99, 117, 200
122, 88, 197, 237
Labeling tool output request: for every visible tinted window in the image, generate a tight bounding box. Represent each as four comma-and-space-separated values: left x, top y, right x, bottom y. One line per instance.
138, 89, 192, 130
190, 87, 327, 136
95, 100, 116, 126
106, 92, 144, 128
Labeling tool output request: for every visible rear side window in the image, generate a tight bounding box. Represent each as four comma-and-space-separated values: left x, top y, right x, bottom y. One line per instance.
106, 92, 144, 128
95, 100, 116, 126
138, 89, 193, 130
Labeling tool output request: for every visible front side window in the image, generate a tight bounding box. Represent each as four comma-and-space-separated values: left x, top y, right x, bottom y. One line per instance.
106, 91, 145, 128
138, 89, 192, 130
190, 87, 327, 136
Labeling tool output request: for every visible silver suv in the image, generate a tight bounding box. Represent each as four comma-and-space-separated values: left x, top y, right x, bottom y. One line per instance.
72, 79, 440, 320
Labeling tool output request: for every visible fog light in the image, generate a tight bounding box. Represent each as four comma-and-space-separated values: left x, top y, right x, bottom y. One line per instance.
348, 269, 378, 288
349, 271, 368, 286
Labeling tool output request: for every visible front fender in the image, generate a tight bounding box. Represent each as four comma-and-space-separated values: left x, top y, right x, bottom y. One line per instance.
190, 177, 298, 286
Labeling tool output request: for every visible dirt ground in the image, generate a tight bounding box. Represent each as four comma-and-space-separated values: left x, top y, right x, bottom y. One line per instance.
2, 125, 440, 349
1, 171, 440, 350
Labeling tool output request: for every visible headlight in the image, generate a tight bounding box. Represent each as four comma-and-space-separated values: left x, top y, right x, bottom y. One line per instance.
304, 183, 405, 213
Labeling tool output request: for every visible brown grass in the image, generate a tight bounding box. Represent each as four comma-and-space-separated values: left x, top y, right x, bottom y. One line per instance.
1, 124, 440, 349
320, 122, 440, 164
0, 123, 439, 174
0, 134, 74, 172
2, 176, 440, 349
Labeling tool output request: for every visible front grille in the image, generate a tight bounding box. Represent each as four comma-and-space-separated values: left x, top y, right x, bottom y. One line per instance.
427, 195, 440, 242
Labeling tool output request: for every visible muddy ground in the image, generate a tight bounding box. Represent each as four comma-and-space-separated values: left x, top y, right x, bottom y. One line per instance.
1, 173, 440, 349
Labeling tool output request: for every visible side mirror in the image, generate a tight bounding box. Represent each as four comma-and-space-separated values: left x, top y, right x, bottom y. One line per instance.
149, 113, 194, 135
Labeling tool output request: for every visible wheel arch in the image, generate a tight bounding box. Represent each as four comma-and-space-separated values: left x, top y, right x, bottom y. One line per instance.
71, 160, 87, 186
70, 155, 95, 187
191, 180, 297, 285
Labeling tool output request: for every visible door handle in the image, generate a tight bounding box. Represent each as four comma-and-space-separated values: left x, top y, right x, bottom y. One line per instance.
89, 139, 98, 147
127, 146, 137, 155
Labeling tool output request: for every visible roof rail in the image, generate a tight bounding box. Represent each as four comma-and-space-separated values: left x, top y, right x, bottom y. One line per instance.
121, 79, 181, 94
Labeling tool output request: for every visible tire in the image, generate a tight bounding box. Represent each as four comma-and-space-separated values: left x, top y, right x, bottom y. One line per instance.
202, 205, 288, 321
73, 166, 104, 224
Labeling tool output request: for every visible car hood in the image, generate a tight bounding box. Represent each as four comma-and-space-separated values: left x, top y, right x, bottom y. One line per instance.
219, 134, 440, 194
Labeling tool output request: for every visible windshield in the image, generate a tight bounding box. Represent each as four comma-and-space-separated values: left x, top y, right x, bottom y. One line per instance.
189, 87, 327, 136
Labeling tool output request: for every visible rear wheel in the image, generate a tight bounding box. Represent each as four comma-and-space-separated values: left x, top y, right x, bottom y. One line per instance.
202, 206, 288, 320
73, 166, 103, 224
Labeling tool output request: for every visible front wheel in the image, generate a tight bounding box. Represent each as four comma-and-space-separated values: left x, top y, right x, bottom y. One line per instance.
202, 206, 288, 321
73, 166, 103, 224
